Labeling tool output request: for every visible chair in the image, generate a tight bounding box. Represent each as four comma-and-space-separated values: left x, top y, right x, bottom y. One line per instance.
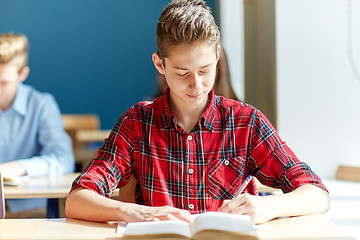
0, 172, 5, 219
61, 114, 102, 171
61, 114, 100, 150
117, 175, 137, 203
335, 165, 360, 182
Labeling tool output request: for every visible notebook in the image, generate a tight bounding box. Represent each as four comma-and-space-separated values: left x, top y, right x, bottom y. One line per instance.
2, 175, 29, 186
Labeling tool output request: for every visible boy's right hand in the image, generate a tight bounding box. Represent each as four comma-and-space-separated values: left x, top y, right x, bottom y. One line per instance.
119, 203, 193, 223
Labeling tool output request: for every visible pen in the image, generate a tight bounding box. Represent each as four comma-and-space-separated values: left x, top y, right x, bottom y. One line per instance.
233, 175, 252, 198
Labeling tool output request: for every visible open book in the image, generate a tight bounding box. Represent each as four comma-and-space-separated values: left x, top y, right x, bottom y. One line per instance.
119, 212, 258, 240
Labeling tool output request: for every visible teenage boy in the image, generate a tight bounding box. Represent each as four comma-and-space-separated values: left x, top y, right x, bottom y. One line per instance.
66, 0, 329, 224
0, 33, 74, 217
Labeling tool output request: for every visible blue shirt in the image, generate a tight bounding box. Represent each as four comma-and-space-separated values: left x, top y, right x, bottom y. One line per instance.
0, 83, 75, 213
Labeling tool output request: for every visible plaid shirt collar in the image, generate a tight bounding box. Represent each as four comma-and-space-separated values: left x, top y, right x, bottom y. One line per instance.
162, 88, 217, 131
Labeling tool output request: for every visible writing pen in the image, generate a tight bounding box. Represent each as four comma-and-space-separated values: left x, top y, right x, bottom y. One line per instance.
233, 175, 252, 198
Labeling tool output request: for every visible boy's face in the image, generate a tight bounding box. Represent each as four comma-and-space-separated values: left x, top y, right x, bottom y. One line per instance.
154, 41, 219, 112
0, 64, 28, 111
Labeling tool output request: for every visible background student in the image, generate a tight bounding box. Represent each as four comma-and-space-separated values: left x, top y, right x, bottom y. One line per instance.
66, 0, 329, 224
0, 33, 75, 218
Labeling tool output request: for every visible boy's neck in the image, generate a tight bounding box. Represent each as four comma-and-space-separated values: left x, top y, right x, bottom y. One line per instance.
169, 96, 210, 134
0, 92, 17, 111
0, 102, 12, 112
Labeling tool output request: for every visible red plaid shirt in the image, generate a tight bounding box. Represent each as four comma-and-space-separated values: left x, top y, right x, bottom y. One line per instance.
71, 90, 327, 214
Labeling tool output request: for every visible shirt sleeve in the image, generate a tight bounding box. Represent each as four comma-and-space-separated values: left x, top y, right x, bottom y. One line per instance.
247, 109, 327, 193
70, 111, 134, 198
18, 95, 75, 176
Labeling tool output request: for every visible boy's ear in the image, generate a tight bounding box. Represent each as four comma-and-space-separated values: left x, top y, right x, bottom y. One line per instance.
152, 52, 165, 74
216, 44, 221, 62
19, 66, 30, 82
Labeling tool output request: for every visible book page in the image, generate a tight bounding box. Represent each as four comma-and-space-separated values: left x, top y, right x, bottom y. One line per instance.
123, 220, 191, 238
191, 212, 257, 237
115, 221, 127, 234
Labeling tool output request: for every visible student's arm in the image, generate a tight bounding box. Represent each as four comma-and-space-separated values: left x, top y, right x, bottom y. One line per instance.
65, 187, 193, 223
218, 109, 329, 223
218, 184, 329, 224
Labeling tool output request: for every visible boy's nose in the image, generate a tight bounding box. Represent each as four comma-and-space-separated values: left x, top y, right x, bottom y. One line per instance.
189, 74, 202, 89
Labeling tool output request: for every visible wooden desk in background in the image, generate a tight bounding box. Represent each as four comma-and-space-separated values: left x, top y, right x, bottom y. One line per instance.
0, 214, 354, 240
4, 173, 80, 218
4, 174, 78, 199
73, 129, 111, 170
3, 173, 119, 218
75, 129, 111, 143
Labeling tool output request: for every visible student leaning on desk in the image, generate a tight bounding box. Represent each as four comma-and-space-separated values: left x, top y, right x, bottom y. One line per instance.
66, 0, 330, 224
0, 33, 75, 217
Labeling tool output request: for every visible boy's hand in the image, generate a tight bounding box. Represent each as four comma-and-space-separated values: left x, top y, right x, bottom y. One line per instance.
0, 161, 27, 178
120, 203, 193, 223
218, 185, 330, 224
217, 193, 274, 224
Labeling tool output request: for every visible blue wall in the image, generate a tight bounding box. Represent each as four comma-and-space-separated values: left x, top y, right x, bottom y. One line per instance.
0, 0, 216, 129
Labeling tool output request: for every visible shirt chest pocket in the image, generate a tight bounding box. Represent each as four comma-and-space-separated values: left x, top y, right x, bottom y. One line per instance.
208, 156, 246, 200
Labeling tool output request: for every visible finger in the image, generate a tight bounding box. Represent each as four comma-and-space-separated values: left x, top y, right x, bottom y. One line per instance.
153, 207, 192, 222
218, 194, 247, 213
229, 204, 249, 215
156, 213, 178, 221
218, 198, 241, 212
172, 210, 193, 223
218, 200, 231, 212
219, 200, 231, 208
143, 213, 155, 222
218, 201, 231, 213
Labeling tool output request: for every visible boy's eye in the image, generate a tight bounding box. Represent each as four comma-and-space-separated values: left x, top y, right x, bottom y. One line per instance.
176, 72, 188, 77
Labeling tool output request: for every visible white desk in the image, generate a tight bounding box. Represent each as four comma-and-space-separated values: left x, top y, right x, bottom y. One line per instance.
0, 214, 355, 240
324, 179, 360, 240
4, 174, 77, 199
3, 173, 119, 218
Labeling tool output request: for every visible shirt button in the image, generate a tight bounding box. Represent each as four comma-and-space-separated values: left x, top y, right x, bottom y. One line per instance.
224, 160, 230, 165
188, 204, 194, 210
188, 168, 194, 174
187, 135, 192, 141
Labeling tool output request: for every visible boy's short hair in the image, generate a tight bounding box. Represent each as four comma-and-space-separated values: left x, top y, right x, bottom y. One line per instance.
156, 0, 220, 60
0, 33, 29, 71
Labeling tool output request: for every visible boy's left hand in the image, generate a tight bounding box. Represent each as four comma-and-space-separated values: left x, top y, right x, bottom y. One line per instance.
0, 161, 27, 178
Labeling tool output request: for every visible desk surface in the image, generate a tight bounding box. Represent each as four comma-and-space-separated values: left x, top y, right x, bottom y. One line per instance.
4, 174, 78, 199
0, 214, 354, 240
75, 129, 111, 143
323, 179, 360, 240
4, 173, 119, 200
